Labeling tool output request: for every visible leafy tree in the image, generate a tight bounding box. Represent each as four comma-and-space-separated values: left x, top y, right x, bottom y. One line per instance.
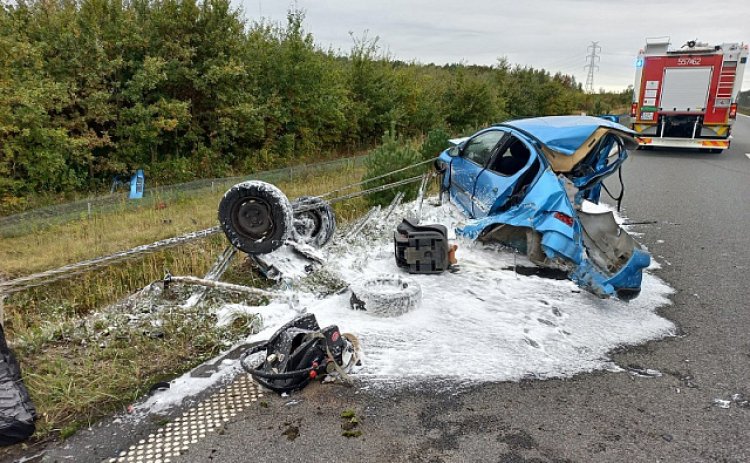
363, 128, 422, 207
420, 127, 451, 161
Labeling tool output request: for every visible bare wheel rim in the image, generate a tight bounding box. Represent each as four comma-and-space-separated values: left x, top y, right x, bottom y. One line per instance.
294, 209, 323, 240
231, 197, 275, 241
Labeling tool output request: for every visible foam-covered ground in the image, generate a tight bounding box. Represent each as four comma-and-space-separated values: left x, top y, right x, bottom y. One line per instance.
140, 198, 675, 412
230, 199, 674, 382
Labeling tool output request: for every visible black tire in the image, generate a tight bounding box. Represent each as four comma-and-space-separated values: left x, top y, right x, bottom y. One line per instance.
349, 275, 421, 317
290, 196, 336, 248
218, 181, 293, 254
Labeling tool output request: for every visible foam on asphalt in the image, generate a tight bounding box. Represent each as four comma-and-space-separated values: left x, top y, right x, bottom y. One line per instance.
215, 199, 676, 386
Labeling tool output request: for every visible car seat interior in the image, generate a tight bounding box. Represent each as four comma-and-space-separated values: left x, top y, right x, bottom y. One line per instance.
490, 138, 531, 176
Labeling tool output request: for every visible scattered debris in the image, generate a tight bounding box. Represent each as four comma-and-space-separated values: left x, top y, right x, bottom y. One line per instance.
0, 325, 36, 446
148, 382, 171, 395
732, 393, 750, 408
394, 218, 451, 274
281, 422, 300, 441
713, 399, 731, 409
340, 409, 362, 438
349, 275, 422, 317
625, 366, 663, 378
240, 314, 359, 393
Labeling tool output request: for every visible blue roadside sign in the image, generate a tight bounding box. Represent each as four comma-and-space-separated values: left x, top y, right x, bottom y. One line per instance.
129, 169, 145, 199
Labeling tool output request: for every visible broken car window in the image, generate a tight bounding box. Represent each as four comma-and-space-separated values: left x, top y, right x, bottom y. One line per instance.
489, 137, 531, 176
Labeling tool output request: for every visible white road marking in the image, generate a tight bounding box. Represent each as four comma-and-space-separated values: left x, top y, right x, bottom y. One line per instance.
745, 153, 750, 161
109, 374, 263, 463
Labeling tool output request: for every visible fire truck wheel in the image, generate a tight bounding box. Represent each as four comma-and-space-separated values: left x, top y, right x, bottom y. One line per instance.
291, 196, 336, 248
349, 275, 422, 317
219, 181, 293, 255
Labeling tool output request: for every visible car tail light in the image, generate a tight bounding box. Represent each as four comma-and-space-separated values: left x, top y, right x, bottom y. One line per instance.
554, 212, 574, 227
630, 103, 638, 118
729, 103, 737, 119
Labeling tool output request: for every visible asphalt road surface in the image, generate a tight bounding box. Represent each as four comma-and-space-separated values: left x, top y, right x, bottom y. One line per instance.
39, 115, 750, 463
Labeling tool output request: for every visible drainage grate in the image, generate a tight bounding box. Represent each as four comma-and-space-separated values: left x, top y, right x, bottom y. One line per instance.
105, 374, 262, 463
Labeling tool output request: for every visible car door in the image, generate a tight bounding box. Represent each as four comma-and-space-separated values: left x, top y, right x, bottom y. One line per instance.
449, 129, 506, 217
472, 133, 537, 218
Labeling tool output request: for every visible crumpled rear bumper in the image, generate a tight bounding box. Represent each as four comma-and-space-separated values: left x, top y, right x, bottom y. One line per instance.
571, 248, 651, 299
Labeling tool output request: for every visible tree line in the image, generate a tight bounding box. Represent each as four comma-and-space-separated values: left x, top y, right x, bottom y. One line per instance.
0, 0, 629, 213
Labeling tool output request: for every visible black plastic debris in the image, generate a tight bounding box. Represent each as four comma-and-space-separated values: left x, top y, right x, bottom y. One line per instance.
240, 314, 357, 394
0, 325, 36, 446
394, 218, 450, 274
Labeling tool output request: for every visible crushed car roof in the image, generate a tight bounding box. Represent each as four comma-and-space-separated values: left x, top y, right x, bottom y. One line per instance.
497, 115, 638, 156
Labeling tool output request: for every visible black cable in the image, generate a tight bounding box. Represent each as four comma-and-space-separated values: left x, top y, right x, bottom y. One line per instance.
601, 164, 625, 212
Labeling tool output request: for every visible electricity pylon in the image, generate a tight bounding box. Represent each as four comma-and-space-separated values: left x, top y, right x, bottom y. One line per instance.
584, 42, 601, 93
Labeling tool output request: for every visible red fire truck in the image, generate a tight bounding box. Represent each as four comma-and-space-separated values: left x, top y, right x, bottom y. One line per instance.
630, 38, 747, 152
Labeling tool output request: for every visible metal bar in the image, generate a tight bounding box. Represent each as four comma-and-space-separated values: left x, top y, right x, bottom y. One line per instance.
381, 191, 405, 222
343, 206, 381, 240
182, 245, 239, 308
415, 172, 433, 221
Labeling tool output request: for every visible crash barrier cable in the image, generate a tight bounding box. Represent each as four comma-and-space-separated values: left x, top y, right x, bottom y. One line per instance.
0, 227, 221, 295
290, 158, 436, 212
0, 163, 435, 294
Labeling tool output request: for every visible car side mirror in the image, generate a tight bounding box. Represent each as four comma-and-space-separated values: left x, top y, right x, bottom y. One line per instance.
448, 146, 461, 157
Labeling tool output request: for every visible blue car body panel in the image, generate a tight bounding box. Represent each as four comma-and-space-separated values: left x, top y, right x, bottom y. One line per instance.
499, 115, 637, 156
438, 116, 650, 299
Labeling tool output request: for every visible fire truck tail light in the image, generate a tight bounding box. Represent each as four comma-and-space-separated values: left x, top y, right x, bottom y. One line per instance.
729, 103, 737, 119
630, 103, 638, 117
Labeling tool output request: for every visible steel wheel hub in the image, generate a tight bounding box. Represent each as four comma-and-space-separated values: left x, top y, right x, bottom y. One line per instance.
233, 199, 274, 240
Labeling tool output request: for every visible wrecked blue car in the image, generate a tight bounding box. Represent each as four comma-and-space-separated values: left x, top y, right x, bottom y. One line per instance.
435, 115, 650, 299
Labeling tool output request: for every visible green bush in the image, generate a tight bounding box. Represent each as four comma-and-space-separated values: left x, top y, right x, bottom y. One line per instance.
363, 129, 422, 207
420, 127, 451, 161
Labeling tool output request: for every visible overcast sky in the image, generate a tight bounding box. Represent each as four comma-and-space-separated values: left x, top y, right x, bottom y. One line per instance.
237, 0, 750, 92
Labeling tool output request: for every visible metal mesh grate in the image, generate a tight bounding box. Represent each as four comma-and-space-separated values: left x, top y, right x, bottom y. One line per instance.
105, 374, 262, 463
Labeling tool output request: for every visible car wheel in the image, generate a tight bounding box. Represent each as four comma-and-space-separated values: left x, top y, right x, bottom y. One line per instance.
218, 181, 293, 254
349, 275, 421, 317
290, 196, 336, 248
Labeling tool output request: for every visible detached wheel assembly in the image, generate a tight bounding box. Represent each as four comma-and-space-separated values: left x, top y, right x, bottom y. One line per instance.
349, 275, 422, 317
291, 196, 336, 248
219, 181, 293, 254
